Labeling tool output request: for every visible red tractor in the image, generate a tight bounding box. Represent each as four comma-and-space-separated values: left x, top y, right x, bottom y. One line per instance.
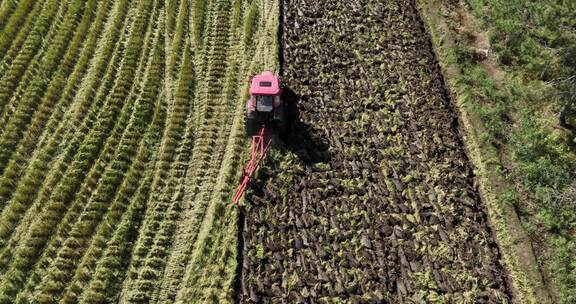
232, 71, 288, 204
244, 71, 287, 136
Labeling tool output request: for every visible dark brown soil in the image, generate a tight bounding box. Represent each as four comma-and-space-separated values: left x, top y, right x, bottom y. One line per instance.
240, 0, 512, 302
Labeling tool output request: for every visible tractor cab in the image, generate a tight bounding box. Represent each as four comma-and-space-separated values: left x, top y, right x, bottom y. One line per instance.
245, 71, 286, 136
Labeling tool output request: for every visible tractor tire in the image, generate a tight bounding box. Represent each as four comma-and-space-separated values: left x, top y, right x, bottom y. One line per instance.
244, 113, 259, 136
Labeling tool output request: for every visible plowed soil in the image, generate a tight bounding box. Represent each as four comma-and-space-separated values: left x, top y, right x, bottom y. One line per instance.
240, 0, 512, 302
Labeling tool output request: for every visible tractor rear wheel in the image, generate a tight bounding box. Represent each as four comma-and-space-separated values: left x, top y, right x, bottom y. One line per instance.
244, 112, 259, 136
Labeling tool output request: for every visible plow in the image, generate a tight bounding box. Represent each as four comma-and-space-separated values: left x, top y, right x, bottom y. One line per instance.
231, 126, 271, 204
232, 71, 286, 204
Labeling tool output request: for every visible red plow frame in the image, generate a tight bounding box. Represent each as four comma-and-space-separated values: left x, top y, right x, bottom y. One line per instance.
232, 126, 272, 204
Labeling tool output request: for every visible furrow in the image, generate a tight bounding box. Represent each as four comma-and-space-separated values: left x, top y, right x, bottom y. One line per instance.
241, 0, 512, 302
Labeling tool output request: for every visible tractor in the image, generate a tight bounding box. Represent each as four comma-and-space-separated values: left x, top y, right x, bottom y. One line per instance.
232, 71, 289, 204
244, 71, 287, 136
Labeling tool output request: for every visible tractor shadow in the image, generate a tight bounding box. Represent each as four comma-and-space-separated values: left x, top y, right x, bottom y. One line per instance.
234, 86, 331, 303
277, 86, 331, 165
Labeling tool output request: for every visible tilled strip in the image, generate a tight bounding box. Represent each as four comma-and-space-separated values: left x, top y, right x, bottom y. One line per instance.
241, 0, 512, 303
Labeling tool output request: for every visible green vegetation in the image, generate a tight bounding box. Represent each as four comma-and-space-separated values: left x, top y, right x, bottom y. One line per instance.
419, 0, 576, 302
463, 1, 576, 302
0, 0, 278, 302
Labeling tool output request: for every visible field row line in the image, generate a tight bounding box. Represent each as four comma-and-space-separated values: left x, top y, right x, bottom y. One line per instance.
176, 0, 280, 301
116, 1, 195, 302
33, 9, 165, 301
120, 0, 238, 301
0, 0, 115, 266
0, 0, 44, 79
0, 0, 68, 129
169, 0, 249, 299
0, 0, 158, 301
0, 0, 97, 196
0, 0, 120, 211
0, 0, 135, 273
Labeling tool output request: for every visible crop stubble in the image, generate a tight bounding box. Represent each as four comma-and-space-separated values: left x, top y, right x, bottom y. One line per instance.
240, 0, 512, 302
0, 0, 279, 302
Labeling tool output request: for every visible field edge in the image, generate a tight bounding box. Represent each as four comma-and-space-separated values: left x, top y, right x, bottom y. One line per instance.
416, 1, 549, 303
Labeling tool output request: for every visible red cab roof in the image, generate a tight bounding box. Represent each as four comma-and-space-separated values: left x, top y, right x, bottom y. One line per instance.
249, 71, 281, 95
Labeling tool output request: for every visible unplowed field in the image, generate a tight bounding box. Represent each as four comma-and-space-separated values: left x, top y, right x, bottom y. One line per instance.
240, 0, 512, 302
0, 0, 277, 302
